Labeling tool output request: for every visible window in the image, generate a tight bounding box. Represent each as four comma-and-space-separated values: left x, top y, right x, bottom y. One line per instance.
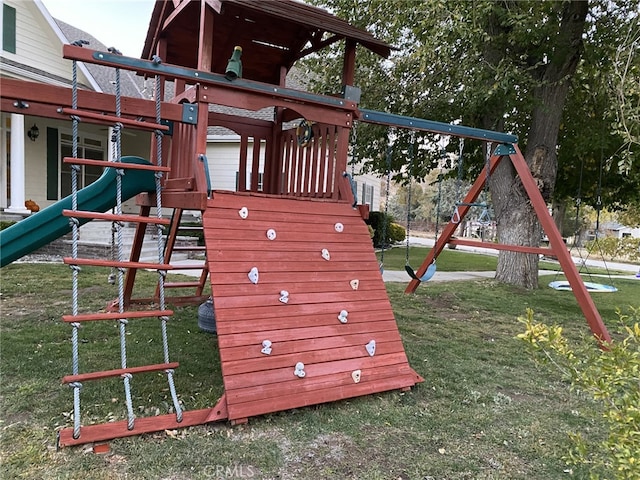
361, 182, 374, 209
59, 133, 104, 198
3, 4, 16, 54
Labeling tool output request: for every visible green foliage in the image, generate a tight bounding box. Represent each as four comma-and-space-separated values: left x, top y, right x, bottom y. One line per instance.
517, 307, 640, 479
367, 211, 396, 247
0, 220, 16, 230
586, 236, 640, 262
388, 222, 406, 243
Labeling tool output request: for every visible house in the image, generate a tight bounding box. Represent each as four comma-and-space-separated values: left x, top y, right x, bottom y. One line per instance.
0, 0, 381, 219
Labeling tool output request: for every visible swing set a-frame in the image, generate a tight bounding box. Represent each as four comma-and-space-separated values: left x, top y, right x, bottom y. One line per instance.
361, 109, 611, 346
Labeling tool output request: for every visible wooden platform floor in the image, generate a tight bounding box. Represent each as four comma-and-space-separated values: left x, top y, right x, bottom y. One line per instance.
203, 191, 423, 422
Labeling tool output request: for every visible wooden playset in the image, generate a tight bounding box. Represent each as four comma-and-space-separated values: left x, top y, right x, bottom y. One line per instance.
0, 0, 610, 447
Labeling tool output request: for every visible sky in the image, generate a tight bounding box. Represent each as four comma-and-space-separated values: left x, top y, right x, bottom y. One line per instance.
41, 0, 155, 57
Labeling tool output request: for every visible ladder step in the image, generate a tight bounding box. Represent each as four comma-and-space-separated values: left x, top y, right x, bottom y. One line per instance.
62, 362, 179, 384
61, 108, 170, 132
164, 282, 203, 288
62, 309, 173, 323
63, 157, 171, 172
63, 210, 171, 225
173, 246, 206, 251
63, 258, 173, 270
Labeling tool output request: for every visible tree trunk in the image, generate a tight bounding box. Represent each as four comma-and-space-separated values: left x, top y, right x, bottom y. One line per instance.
491, 1, 589, 288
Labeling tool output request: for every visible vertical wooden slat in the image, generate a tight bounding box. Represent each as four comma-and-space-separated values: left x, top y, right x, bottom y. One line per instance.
238, 135, 249, 192
309, 125, 320, 197
302, 138, 312, 196
325, 126, 336, 198
318, 125, 328, 197
250, 137, 261, 192
282, 133, 292, 195
293, 139, 302, 196
334, 126, 349, 200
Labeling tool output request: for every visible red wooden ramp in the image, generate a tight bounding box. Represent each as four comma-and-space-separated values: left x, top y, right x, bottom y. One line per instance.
203, 191, 423, 422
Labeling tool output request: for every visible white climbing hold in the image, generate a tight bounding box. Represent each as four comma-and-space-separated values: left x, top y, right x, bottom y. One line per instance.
338, 309, 348, 324
350, 279, 359, 290
238, 206, 249, 219
365, 340, 376, 357
279, 290, 289, 304
248, 267, 259, 284
294, 362, 306, 378
334, 222, 344, 233
266, 228, 277, 240
321, 248, 330, 261
261, 340, 272, 355
351, 369, 361, 384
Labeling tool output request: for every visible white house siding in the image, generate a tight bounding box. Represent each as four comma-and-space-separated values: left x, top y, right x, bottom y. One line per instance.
1, 0, 94, 88
206, 136, 266, 192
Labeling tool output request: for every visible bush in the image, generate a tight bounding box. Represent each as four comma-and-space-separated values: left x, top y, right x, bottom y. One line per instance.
0, 221, 16, 231
517, 307, 640, 479
586, 236, 640, 262
388, 222, 406, 243
367, 211, 398, 248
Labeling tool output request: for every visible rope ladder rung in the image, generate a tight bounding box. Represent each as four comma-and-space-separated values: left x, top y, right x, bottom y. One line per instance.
63, 257, 173, 271
60, 108, 170, 132
62, 362, 179, 384
62, 309, 174, 323
63, 157, 171, 172
62, 209, 171, 225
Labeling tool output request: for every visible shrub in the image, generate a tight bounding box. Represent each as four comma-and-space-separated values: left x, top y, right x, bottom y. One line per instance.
586, 236, 640, 262
388, 222, 406, 243
367, 211, 397, 248
0, 221, 16, 231
517, 307, 640, 479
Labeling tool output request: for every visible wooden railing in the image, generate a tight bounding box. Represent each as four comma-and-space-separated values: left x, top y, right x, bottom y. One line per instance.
279, 123, 342, 198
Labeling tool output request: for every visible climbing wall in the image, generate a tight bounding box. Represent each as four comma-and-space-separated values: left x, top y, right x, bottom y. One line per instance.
203, 191, 423, 422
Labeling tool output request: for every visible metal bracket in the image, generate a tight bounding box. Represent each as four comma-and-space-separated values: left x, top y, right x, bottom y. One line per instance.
493, 143, 517, 156
182, 103, 198, 125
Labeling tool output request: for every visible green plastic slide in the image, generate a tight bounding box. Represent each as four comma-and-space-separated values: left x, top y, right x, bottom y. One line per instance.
0, 156, 157, 268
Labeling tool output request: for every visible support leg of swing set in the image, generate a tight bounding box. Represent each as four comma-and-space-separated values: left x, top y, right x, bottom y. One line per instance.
404, 144, 611, 346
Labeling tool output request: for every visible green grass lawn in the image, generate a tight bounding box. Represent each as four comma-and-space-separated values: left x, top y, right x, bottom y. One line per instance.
1, 262, 638, 479
378, 245, 628, 276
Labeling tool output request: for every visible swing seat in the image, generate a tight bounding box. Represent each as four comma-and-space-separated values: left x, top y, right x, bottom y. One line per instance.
548, 280, 617, 293
406, 261, 436, 282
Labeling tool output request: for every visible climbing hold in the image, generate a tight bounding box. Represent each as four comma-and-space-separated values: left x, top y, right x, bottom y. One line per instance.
238, 206, 249, 219
279, 290, 289, 304
350, 279, 359, 290
351, 369, 362, 384
266, 228, 277, 240
294, 362, 306, 378
248, 267, 259, 284
338, 309, 348, 324
365, 340, 376, 357
321, 248, 331, 261
334, 222, 344, 233
261, 340, 272, 355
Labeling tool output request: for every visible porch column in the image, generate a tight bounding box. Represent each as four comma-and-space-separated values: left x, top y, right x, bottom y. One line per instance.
5, 113, 30, 214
